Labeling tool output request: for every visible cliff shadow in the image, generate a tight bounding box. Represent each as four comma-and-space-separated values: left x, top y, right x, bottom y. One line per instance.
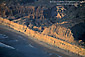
71, 22, 85, 42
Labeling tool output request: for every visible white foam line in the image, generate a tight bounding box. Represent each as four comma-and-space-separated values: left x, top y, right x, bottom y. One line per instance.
29, 44, 35, 48
0, 42, 15, 49
18, 36, 25, 40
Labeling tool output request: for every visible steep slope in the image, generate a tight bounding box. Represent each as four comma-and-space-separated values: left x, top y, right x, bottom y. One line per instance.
0, 0, 85, 46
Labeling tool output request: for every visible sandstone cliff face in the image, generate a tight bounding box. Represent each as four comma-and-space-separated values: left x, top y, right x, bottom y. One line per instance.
0, 0, 85, 45
0, 0, 85, 56
0, 17, 85, 56
42, 25, 74, 43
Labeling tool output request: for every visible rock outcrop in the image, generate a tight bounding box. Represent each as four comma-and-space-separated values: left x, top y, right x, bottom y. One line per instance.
0, 18, 85, 56
0, 0, 85, 56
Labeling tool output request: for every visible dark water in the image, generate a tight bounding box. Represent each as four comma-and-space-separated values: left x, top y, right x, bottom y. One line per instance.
0, 26, 62, 57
